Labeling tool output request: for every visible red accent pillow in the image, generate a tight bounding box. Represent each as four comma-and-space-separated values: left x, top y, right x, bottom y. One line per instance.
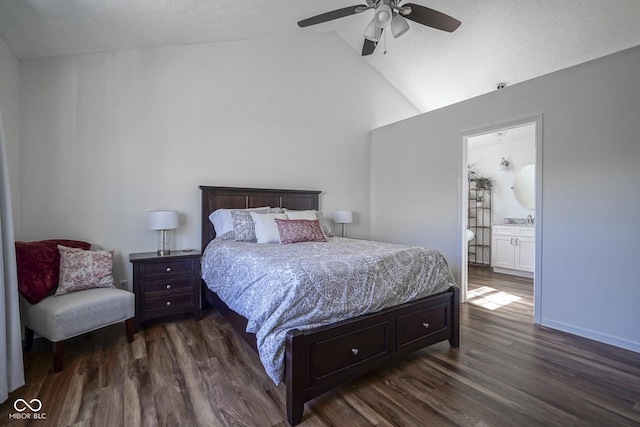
275, 219, 327, 244
15, 239, 91, 304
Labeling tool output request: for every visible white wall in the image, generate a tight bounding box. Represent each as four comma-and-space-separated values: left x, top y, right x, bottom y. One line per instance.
371, 45, 640, 352
18, 32, 418, 284
0, 36, 20, 231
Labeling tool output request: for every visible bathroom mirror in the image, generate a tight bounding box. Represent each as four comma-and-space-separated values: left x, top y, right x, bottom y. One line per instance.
513, 164, 535, 209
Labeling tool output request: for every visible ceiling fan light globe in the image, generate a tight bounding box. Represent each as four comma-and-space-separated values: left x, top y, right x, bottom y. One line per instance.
391, 14, 410, 38
374, 5, 392, 27
364, 19, 382, 42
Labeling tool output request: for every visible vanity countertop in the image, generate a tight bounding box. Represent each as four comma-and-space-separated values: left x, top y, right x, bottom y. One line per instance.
494, 222, 534, 227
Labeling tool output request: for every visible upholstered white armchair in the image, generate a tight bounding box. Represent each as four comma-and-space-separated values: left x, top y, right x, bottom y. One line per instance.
16, 239, 135, 372
21, 288, 134, 372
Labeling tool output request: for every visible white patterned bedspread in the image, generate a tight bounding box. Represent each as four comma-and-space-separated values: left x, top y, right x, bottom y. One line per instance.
201, 235, 457, 384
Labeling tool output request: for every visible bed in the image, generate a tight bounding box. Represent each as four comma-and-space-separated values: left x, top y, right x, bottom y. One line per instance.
199, 185, 459, 425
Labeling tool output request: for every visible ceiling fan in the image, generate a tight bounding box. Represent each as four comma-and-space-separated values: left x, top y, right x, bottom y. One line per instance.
297, 0, 461, 56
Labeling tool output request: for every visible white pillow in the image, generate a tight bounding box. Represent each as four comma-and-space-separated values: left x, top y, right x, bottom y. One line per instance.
209, 207, 269, 235
285, 210, 317, 220
250, 212, 288, 244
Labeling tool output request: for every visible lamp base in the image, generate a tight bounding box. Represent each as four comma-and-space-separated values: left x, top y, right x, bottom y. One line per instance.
157, 229, 172, 256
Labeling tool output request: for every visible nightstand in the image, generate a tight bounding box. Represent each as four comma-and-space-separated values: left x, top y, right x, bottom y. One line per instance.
129, 250, 202, 332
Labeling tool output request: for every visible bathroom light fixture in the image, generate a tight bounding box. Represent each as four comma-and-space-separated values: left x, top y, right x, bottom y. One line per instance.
148, 210, 179, 256
497, 157, 510, 171
333, 210, 353, 238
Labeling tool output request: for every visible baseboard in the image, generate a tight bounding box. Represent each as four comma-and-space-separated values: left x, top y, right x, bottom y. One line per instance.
540, 318, 640, 353
492, 267, 533, 279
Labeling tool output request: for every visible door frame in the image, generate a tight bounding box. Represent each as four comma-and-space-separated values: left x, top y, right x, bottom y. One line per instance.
460, 114, 543, 324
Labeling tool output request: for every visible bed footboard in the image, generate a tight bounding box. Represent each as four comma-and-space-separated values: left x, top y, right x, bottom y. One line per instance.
285, 286, 459, 425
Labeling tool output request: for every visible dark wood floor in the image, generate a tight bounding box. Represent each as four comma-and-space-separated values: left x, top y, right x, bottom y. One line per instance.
3, 267, 640, 426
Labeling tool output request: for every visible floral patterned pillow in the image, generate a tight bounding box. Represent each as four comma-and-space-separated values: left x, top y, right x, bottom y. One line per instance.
231, 208, 284, 242
54, 245, 116, 296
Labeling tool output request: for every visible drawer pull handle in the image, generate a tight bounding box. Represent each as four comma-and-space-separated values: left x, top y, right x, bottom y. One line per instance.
423, 322, 430, 329
351, 348, 359, 356
166, 267, 172, 273
166, 301, 171, 306
166, 284, 171, 290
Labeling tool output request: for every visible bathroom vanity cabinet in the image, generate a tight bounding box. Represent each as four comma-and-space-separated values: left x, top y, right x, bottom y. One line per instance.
491, 225, 535, 278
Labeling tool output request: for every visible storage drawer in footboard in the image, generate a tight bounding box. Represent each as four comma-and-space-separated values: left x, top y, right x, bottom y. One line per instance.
310, 321, 393, 384
397, 301, 452, 353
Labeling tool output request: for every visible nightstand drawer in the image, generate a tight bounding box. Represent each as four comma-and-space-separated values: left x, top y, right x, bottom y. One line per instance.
140, 259, 195, 279
142, 278, 194, 295
144, 293, 195, 313
397, 303, 450, 350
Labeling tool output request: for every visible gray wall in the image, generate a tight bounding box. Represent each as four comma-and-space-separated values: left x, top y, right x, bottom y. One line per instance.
371, 45, 640, 352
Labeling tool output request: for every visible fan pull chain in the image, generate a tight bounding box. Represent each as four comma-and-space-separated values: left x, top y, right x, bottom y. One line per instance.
383, 29, 387, 55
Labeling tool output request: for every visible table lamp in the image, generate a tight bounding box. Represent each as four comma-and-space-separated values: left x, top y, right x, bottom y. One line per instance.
148, 210, 179, 256
333, 210, 353, 237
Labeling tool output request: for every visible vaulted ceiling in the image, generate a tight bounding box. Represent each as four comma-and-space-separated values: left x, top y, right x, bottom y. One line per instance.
1, 0, 640, 112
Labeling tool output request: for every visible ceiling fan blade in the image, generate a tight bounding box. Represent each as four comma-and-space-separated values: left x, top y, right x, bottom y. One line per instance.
298, 5, 368, 28
402, 3, 461, 32
362, 38, 377, 56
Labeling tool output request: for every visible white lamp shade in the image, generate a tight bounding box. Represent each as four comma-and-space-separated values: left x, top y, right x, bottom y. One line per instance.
364, 19, 382, 42
374, 5, 392, 26
148, 210, 179, 230
333, 210, 353, 224
391, 15, 410, 38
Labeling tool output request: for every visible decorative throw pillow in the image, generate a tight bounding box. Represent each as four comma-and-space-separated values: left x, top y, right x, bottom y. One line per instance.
285, 210, 334, 237
251, 212, 288, 244
54, 245, 116, 296
275, 219, 327, 244
231, 208, 284, 242
15, 239, 91, 304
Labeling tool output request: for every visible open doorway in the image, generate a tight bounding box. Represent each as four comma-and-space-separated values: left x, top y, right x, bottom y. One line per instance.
461, 116, 542, 323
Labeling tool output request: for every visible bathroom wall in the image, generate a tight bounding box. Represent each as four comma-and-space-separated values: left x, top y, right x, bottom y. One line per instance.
468, 123, 536, 224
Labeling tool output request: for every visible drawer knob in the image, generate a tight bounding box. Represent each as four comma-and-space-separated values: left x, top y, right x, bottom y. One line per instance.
351, 348, 359, 356
166, 301, 171, 306
422, 322, 430, 329
166, 284, 171, 290
166, 267, 172, 273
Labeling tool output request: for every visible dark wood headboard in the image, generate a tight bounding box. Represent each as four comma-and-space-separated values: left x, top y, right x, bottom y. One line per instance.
199, 186, 321, 251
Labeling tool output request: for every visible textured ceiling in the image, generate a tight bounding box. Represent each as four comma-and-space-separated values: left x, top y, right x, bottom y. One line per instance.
1, 0, 640, 112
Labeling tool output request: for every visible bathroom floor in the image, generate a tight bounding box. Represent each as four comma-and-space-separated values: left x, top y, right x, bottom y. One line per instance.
467, 265, 533, 318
